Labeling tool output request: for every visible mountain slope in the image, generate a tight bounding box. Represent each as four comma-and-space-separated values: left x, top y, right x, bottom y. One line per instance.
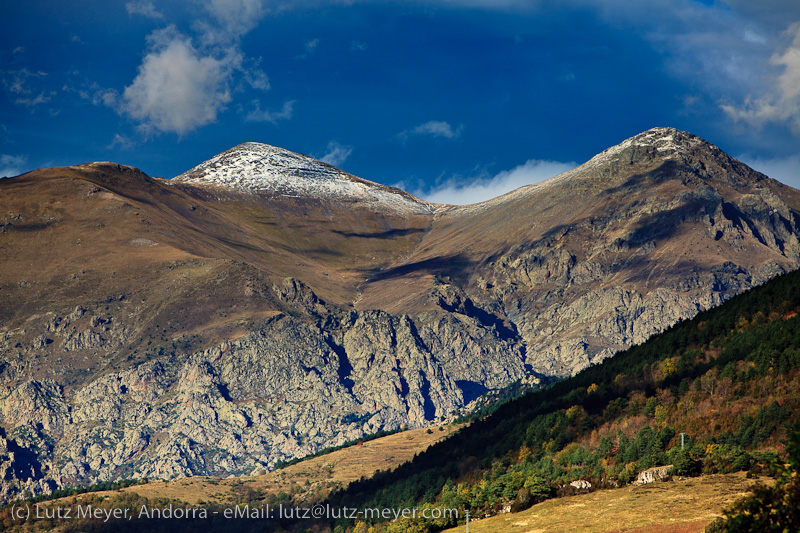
0, 128, 799, 500
11, 261, 799, 533
360, 127, 800, 374
326, 266, 800, 532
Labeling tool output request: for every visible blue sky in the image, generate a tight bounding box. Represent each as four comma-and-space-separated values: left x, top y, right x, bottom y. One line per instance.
2, 0, 800, 203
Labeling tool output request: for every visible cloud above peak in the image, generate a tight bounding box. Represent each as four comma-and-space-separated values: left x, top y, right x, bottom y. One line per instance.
416, 158, 576, 205
116, 0, 271, 136
120, 28, 234, 135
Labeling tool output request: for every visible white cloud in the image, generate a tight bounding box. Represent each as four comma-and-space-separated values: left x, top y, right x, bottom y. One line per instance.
721, 23, 800, 134
320, 141, 352, 167
0, 154, 29, 178
411, 120, 463, 139
416, 159, 576, 205
115, 1, 273, 135
738, 153, 800, 190
120, 27, 233, 135
125, 0, 163, 19
245, 99, 295, 123
197, 0, 266, 46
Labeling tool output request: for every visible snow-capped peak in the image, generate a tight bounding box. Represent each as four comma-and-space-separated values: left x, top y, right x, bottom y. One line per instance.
589, 127, 713, 163
172, 142, 432, 214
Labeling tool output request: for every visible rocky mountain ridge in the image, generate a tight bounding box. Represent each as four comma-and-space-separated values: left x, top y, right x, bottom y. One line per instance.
0, 127, 799, 500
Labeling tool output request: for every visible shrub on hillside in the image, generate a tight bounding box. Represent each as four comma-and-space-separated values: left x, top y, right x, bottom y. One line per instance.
707, 425, 800, 532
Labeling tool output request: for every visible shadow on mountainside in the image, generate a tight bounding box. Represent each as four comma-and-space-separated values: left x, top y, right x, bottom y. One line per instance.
332, 228, 427, 239
364, 253, 474, 282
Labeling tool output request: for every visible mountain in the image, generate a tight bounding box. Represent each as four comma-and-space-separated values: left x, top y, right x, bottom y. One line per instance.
0, 127, 799, 500
10, 231, 800, 533
360, 127, 800, 375
326, 265, 800, 533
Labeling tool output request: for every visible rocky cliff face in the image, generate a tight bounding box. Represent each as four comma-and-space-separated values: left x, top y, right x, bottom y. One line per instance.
0, 278, 512, 498
0, 128, 799, 500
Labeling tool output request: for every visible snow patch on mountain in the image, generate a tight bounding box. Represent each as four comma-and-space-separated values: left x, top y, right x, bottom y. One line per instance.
173, 142, 433, 215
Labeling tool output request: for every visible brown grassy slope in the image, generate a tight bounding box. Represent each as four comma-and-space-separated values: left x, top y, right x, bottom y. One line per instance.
0, 163, 431, 387
1, 162, 430, 308
441, 473, 771, 533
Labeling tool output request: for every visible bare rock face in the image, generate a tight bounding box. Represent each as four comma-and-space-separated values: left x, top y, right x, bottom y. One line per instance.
0, 281, 495, 498
634, 465, 673, 485
0, 128, 799, 500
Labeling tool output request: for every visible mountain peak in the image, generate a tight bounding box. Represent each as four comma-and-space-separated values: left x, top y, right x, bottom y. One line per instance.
592, 127, 712, 163
173, 141, 347, 188
558, 126, 759, 189
474, 127, 766, 210
172, 142, 432, 214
